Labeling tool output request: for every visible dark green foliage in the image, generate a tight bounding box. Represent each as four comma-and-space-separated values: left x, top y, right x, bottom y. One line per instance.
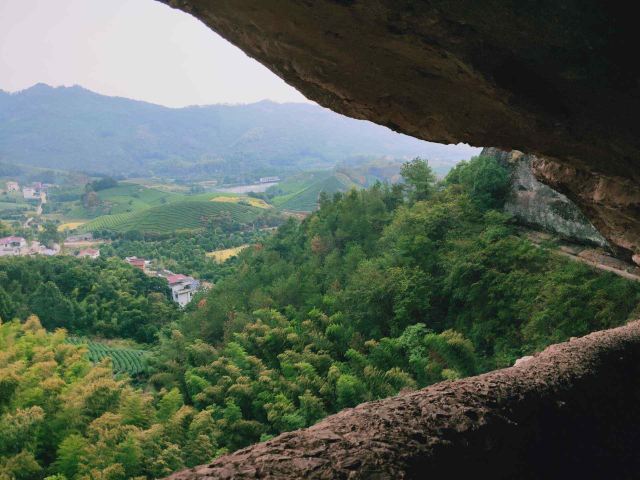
400, 157, 437, 201
445, 155, 510, 210
88, 176, 119, 192
2, 155, 638, 477
0, 256, 180, 343
100, 228, 270, 282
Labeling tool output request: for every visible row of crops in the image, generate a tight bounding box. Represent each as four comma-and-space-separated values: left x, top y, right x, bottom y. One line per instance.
278, 174, 356, 212
67, 337, 149, 375
80, 200, 261, 234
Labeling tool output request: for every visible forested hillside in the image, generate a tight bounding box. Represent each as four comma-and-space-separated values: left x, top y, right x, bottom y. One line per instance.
2, 156, 639, 479
0, 84, 478, 179
0, 256, 180, 343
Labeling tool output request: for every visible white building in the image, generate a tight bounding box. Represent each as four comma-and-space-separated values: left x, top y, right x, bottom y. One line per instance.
259, 176, 280, 183
22, 187, 39, 200
6, 181, 19, 192
0, 236, 27, 256
166, 273, 200, 307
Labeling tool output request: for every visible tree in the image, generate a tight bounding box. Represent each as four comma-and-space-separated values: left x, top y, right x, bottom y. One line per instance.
28, 281, 75, 330
445, 155, 510, 210
54, 434, 88, 479
38, 221, 62, 248
400, 158, 437, 202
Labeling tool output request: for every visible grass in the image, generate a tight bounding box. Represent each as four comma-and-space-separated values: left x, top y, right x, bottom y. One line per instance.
80, 200, 262, 234
62, 183, 272, 221
206, 244, 250, 262
58, 221, 86, 231
0, 201, 29, 212
210, 195, 271, 209
122, 178, 191, 193
65, 184, 186, 219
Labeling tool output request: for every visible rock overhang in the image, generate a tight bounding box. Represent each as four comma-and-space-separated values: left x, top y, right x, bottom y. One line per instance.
160, 0, 640, 256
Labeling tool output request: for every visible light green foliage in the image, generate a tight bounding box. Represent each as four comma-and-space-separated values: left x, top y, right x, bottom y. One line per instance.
0, 319, 226, 480
80, 201, 263, 234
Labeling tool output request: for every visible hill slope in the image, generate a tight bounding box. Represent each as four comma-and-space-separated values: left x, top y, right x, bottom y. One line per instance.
0, 84, 480, 179
80, 200, 262, 234
272, 172, 358, 211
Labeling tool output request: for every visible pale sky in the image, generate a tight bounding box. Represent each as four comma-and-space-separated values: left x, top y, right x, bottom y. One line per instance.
0, 0, 311, 107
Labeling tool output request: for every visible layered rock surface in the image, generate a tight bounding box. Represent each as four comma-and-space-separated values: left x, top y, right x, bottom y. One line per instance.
161, 0, 640, 254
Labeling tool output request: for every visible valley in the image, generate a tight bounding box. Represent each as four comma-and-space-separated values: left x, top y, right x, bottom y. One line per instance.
3, 153, 640, 479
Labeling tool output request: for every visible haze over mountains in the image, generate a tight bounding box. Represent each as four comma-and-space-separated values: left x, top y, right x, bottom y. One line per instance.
0, 84, 480, 180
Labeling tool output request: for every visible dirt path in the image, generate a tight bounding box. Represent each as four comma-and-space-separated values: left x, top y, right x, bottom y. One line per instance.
523, 230, 640, 282
557, 249, 640, 282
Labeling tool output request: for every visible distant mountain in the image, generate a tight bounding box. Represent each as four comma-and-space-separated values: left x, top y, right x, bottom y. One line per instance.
0, 84, 480, 180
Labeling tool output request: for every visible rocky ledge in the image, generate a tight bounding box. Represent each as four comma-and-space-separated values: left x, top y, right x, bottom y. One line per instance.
167, 320, 640, 479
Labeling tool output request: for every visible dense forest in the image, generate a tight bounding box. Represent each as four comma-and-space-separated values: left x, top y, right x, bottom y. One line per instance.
0, 257, 180, 344
2, 156, 639, 479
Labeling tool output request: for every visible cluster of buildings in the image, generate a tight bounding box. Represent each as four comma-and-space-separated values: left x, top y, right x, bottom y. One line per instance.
1, 228, 202, 307
0, 236, 60, 257
4, 181, 48, 201
125, 256, 203, 307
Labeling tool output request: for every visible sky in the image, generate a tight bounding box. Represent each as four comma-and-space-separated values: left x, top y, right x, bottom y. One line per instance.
0, 0, 311, 107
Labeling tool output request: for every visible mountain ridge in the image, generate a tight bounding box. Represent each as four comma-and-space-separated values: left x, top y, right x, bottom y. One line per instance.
0, 84, 480, 180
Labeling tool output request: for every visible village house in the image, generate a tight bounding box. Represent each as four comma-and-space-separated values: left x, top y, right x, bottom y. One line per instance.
6, 181, 19, 193
166, 273, 200, 307
22, 187, 39, 200
125, 256, 149, 271
77, 248, 100, 259
259, 176, 280, 183
0, 236, 27, 256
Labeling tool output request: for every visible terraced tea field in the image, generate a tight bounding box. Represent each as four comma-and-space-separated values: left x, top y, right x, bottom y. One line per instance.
273, 173, 357, 212
80, 200, 262, 234
67, 337, 148, 375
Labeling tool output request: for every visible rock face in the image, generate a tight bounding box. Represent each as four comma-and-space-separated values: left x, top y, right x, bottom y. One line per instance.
167, 321, 640, 479
483, 147, 609, 248
159, 0, 640, 254
531, 157, 640, 261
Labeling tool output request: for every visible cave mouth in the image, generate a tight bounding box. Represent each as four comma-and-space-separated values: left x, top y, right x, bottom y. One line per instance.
153, 2, 640, 478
